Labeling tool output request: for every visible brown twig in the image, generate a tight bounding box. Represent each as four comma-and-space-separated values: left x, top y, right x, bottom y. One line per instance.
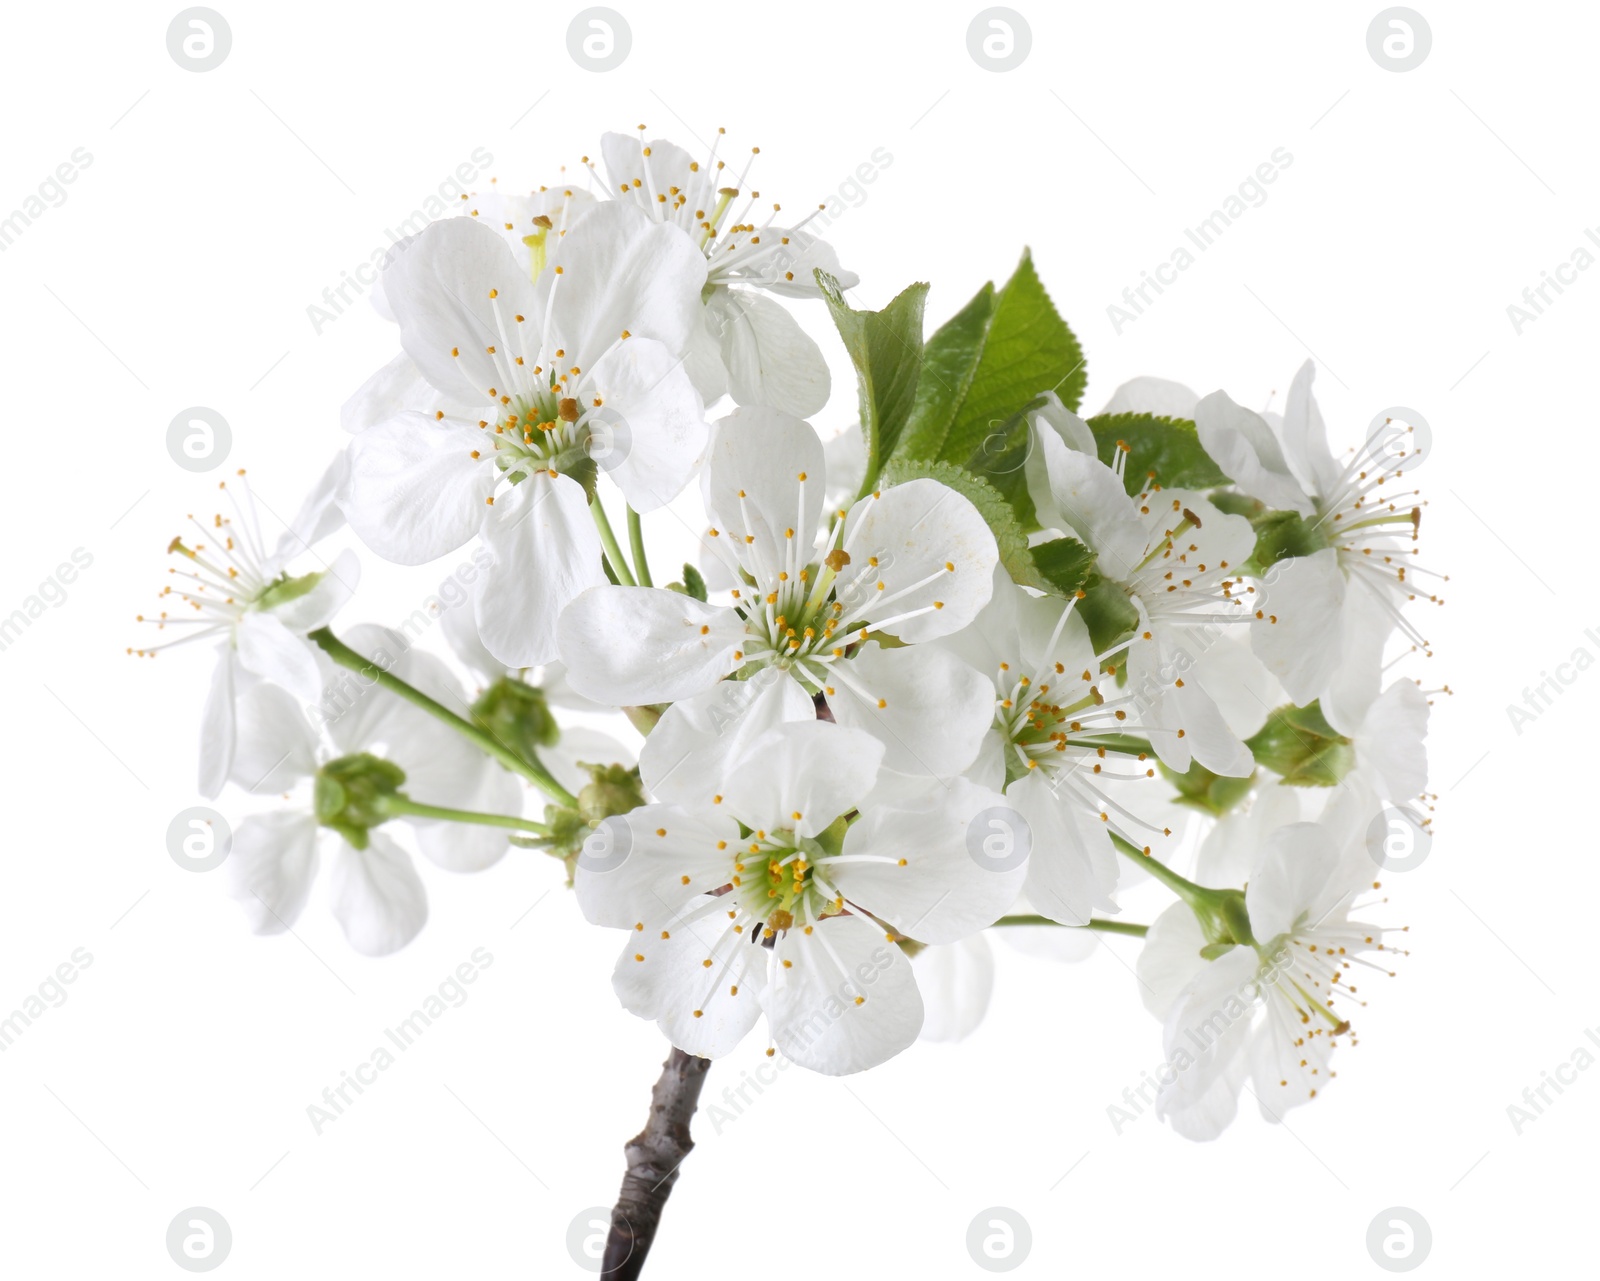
601, 1047, 712, 1279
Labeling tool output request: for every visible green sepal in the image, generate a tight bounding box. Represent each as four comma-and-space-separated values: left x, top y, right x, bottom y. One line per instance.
1159, 759, 1258, 816
315, 753, 407, 848
1246, 701, 1355, 786
471, 675, 559, 765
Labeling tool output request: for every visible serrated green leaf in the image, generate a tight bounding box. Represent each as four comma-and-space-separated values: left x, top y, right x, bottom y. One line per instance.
892, 282, 997, 462
817, 271, 928, 497
894, 251, 1086, 468
1087, 412, 1229, 496
1028, 537, 1096, 599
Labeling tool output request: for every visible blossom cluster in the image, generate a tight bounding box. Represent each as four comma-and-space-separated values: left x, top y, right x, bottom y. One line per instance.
142, 127, 1438, 1140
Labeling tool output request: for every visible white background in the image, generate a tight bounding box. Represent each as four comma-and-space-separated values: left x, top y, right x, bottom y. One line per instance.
0, 0, 1590, 1276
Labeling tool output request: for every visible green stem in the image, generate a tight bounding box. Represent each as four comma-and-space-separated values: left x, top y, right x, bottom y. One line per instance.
309, 627, 580, 809
1110, 833, 1255, 947
380, 795, 552, 835
1110, 832, 1210, 902
627, 507, 653, 588
993, 915, 1149, 938
592, 500, 636, 587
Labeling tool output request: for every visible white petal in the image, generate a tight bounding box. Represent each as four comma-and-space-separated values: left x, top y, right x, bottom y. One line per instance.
328, 831, 428, 956
229, 682, 319, 794
1026, 430, 1147, 578
1244, 822, 1345, 941
342, 411, 493, 564
1356, 679, 1429, 802
840, 479, 998, 642
475, 471, 604, 668
612, 903, 768, 1060
1319, 573, 1394, 734
583, 336, 708, 512
383, 217, 540, 406
269, 548, 361, 634
1136, 901, 1210, 1020
914, 935, 995, 1043
518, 728, 628, 809
198, 646, 239, 800
225, 811, 321, 935
1250, 548, 1347, 706
706, 287, 830, 417
834, 778, 1024, 943
640, 668, 815, 809
767, 913, 922, 1075
720, 721, 882, 837
822, 423, 866, 512
1279, 361, 1342, 499
1030, 392, 1097, 455
826, 642, 994, 778
575, 806, 741, 929
1098, 375, 1200, 419
1194, 390, 1313, 515
236, 612, 324, 708
703, 405, 826, 579
1156, 943, 1259, 1112
543, 201, 707, 364
1010, 770, 1120, 926
342, 352, 441, 434
272, 453, 351, 559
557, 586, 745, 706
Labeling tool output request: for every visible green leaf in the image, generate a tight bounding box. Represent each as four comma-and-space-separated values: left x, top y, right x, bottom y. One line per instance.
1028, 537, 1096, 599
1249, 509, 1329, 572
682, 563, 708, 602
817, 271, 928, 496
893, 251, 1086, 467
879, 458, 1094, 602
1087, 413, 1229, 496
1075, 574, 1141, 657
